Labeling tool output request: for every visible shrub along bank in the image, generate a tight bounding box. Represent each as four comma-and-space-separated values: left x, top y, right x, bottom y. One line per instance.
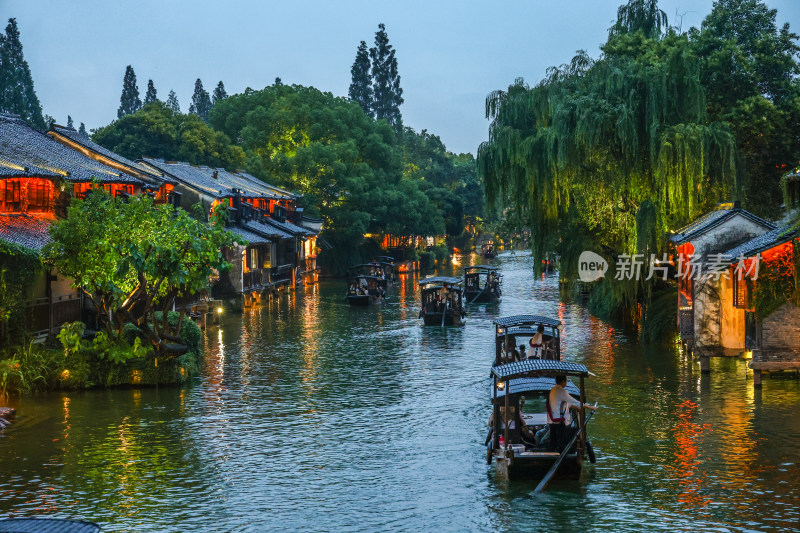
0, 313, 202, 396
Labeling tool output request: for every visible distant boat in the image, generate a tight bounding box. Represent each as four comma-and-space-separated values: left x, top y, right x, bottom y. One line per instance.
418, 276, 466, 326
345, 271, 386, 306
464, 265, 502, 303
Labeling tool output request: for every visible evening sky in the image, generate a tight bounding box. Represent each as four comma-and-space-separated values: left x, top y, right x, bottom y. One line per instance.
3, 0, 799, 155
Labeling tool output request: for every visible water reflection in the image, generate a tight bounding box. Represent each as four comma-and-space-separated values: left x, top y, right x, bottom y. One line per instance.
0, 251, 798, 531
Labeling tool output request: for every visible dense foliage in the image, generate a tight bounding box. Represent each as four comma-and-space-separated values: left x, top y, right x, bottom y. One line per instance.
0, 18, 45, 129
478, 0, 800, 336
92, 101, 245, 169
693, 0, 800, 219
44, 190, 239, 358
210, 84, 456, 247
752, 240, 800, 320
0, 240, 42, 347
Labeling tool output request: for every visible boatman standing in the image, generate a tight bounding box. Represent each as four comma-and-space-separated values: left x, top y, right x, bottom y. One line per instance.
547, 375, 597, 452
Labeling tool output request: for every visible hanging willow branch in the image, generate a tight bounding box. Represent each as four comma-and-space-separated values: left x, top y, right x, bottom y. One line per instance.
478, 6, 738, 277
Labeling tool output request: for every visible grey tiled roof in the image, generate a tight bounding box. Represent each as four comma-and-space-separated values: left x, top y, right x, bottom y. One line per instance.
263, 216, 314, 237
229, 225, 272, 246
48, 125, 173, 184
491, 359, 589, 380
0, 114, 143, 185
669, 207, 776, 244
723, 225, 799, 261
243, 219, 294, 240
493, 377, 581, 398
141, 158, 288, 200
236, 171, 297, 199
0, 213, 54, 251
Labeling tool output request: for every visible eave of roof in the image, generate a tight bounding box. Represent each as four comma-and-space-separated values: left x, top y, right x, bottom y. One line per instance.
723, 225, 800, 261
491, 359, 589, 380
0, 114, 144, 186
48, 126, 175, 185
669, 207, 776, 244
0, 212, 55, 252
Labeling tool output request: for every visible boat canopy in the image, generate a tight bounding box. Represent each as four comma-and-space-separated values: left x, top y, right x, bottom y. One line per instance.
493, 377, 580, 398
494, 315, 561, 328
350, 263, 383, 270
375, 256, 395, 262
464, 265, 500, 272
419, 276, 462, 286
349, 274, 383, 281
492, 359, 589, 381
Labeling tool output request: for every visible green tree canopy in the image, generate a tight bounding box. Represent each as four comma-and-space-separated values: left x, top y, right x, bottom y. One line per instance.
370, 23, 403, 131
349, 40, 373, 116
0, 18, 46, 129
93, 101, 245, 169
692, 0, 800, 217
44, 190, 239, 357
212, 81, 227, 105
210, 83, 443, 246
166, 90, 180, 113
189, 78, 212, 122
117, 65, 142, 118
144, 79, 158, 104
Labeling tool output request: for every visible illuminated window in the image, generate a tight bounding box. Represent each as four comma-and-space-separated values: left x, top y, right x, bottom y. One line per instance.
250, 248, 259, 270
3, 180, 21, 211
28, 181, 50, 211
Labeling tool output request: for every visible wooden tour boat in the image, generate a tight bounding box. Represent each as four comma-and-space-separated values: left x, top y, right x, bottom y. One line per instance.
346, 274, 386, 306
348, 264, 389, 289
487, 359, 596, 481
494, 315, 563, 363
418, 276, 466, 326
464, 265, 502, 304
374, 256, 399, 282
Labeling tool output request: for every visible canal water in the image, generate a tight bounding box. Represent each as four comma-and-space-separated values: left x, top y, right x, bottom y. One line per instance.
1, 251, 798, 532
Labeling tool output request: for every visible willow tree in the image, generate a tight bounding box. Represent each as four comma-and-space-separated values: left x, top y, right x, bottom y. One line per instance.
478, 0, 738, 329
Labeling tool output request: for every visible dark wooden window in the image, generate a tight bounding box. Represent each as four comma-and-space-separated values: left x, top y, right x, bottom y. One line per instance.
733, 275, 749, 309
4, 180, 21, 211
28, 181, 49, 211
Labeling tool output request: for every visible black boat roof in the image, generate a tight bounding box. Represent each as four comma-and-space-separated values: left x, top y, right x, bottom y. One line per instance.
494, 315, 561, 328
349, 274, 383, 281
492, 359, 589, 380
464, 265, 500, 272
419, 276, 462, 286
493, 376, 580, 398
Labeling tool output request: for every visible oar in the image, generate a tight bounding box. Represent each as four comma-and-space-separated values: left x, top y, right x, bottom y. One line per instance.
534, 404, 597, 494
441, 299, 448, 326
